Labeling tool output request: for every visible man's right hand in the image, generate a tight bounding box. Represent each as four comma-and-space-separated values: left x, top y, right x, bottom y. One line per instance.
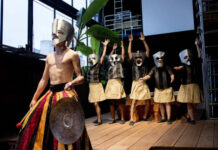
29, 99, 37, 108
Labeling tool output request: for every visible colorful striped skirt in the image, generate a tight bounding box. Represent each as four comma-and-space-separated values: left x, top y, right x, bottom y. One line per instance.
16, 83, 92, 150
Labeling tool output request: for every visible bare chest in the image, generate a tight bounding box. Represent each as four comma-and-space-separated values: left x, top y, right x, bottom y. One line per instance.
48, 54, 72, 70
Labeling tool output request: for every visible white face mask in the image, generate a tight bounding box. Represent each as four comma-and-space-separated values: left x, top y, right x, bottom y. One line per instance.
109, 54, 121, 66
134, 51, 144, 67
179, 49, 191, 66
52, 19, 74, 47
153, 51, 165, 68
88, 54, 99, 66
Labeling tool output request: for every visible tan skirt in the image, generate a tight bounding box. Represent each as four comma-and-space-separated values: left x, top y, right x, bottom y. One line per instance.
177, 83, 202, 103
130, 80, 151, 100
154, 87, 175, 103
88, 82, 106, 103
105, 78, 126, 99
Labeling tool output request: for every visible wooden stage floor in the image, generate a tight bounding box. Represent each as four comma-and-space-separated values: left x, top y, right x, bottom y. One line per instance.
85, 113, 218, 150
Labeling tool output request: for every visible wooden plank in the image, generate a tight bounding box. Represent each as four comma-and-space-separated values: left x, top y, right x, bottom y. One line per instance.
106, 122, 160, 150
91, 123, 125, 141
85, 113, 111, 128
93, 123, 137, 146
175, 121, 205, 148
153, 121, 188, 147
128, 121, 175, 150
197, 120, 214, 148
214, 120, 218, 148
94, 122, 152, 150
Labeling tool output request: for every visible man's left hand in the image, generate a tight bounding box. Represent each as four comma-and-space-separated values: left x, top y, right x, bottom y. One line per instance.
64, 82, 73, 90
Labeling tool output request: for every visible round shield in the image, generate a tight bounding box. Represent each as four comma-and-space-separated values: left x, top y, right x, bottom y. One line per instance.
49, 97, 85, 144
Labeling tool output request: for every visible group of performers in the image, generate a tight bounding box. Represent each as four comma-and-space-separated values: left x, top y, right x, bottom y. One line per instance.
87, 33, 203, 126
15, 18, 202, 150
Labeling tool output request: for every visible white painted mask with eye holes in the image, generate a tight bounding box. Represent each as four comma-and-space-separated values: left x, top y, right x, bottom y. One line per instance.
109, 54, 121, 66
52, 19, 74, 47
134, 50, 145, 67
88, 54, 99, 66
179, 49, 191, 66
153, 51, 165, 68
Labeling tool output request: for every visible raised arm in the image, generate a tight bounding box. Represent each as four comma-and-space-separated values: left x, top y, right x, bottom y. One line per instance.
195, 37, 201, 58
110, 43, 117, 55
64, 53, 84, 90
100, 39, 110, 64
121, 40, 125, 62
30, 57, 50, 108
128, 34, 133, 60
139, 32, 150, 57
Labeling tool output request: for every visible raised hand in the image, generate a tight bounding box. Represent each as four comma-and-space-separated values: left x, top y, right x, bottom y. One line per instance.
139, 32, 145, 41
129, 34, 133, 42
113, 43, 117, 50
102, 39, 110, 46
121, 40, 124, 47
195, 37, 199, 45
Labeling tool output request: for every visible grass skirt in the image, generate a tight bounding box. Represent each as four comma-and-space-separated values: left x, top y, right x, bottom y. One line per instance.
153, 87, 175, 103
130, 80, 151, 100
105, 79, 126, 99
88, 82, 106, 103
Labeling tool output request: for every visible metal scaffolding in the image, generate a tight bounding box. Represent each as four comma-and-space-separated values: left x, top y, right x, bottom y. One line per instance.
195, 0, 218, 119
104, 0, 142, 38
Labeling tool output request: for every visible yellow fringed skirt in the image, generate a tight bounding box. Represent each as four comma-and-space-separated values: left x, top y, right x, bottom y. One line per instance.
105, 78, 126, 99
130, 80, 151, 100
154, 87, 175, 103
177, 83, 202, 103
88, 82, 106, 103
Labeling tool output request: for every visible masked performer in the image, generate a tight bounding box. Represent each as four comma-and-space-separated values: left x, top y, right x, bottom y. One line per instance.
16, 19, 92, 150
174, 38, 202, 124
105, 41, 126, 124
140, 51, 175, 124
128, 33, 151, 126
87, 39, 110, 125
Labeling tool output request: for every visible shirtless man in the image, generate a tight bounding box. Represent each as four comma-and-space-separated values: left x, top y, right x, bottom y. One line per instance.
16, 19, 92, 150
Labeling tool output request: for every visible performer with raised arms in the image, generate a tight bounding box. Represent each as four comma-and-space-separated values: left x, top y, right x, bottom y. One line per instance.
174, 38, 203, 124
105, 41, 126, 124
87, 39, 110, 125
128, 33, 151, 126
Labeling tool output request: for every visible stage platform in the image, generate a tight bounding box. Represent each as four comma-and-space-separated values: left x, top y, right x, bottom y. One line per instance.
85, 113, 218, 150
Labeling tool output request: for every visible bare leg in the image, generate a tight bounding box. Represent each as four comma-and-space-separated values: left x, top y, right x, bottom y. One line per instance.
94, 102, 102, 122
110, 100, 115, 121
165, 103, 171, 120
143, 100, 150, 119
117, 99, 124, 121
130, 99, 137, 121
187, 103, 194, 121
159, 103, 166, 120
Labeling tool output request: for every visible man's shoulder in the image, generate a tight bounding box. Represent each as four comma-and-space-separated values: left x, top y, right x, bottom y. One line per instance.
65, 49, 80, 62
46, 52, 54, 60
67, 49, 78, 56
